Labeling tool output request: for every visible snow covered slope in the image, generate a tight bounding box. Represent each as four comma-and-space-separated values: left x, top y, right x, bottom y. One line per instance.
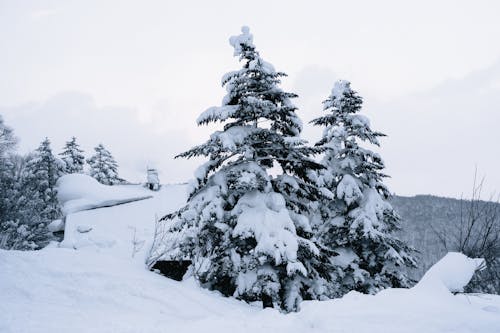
1, 184, 500, 332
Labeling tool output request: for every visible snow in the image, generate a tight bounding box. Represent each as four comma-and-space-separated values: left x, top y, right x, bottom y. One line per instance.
59, 181, 187, 261
348, 114, 371, 128
336, 174, 362, 205
213, 125, 254, 150
147, 169, 160, 184
416, 252, 485, 293
249, 58, 276, 74
229, 26, 253, 56
1, 184, 500, 332
232, 191, 299, 265
331, 80, 350, 100
348, 188, 391, 239
197, 105, 238, 125
331, 247, 359, 268
57, 174, 152, 214
47, 219, 64, 232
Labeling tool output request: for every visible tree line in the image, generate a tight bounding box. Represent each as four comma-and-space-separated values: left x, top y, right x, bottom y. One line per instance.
0, 125, 122, 250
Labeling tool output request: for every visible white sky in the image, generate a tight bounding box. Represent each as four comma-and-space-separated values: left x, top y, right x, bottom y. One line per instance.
1, 0, 499, 198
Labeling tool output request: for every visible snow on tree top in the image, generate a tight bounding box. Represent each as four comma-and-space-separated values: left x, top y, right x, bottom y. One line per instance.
229, 26, 254, 56
331, 80, 351, 100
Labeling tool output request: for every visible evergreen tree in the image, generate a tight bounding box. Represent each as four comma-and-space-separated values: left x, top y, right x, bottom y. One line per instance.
1, 153, 54, 250
311, 80, 416, 296
0, 115, 17, 157
162, 27, 328, 312
60, 136, 85, 173
0, 120, 55, 250
87, 144, 120, 185
0, 115, 18, 223
24, 138, 64, 223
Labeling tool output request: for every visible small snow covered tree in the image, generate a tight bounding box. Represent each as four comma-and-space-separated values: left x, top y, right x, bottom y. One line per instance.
311, 80, 416, 296
23, 138, 64, 223
60, 136, 85, 173
162, 27, 328, 312
87, 144, 120, 185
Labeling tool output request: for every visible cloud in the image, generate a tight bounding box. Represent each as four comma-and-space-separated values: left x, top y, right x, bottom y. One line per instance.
30, 8, 58, 20
289, 61, 500, 198
368, 59, 500, 198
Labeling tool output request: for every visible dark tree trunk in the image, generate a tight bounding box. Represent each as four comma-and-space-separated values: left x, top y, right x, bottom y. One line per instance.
262, 293, 274, 309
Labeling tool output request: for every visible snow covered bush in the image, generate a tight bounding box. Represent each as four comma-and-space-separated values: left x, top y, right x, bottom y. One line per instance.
310, 80, 416, 296
161, 27, 328, 312
87, 144, 121, 185
0, 219, 52, 250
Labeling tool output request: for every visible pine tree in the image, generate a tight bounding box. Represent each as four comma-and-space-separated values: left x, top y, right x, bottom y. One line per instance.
311, 80, 416, 296
162, 27, 328, 312
60, 136, 85, 173
0, 120, 55, 250
0, 115, 17, 157
24, 138, 64, 223
0, 115, 18, 224
87, 144, 120, 185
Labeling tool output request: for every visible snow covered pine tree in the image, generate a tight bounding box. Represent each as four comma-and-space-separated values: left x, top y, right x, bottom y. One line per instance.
24, 138, 64, 224
311, 80, 416, 296
0, 122, 54, 250
162, 27, 330, 312
60, 136, 85, 174
0, 115, 18, 219
87, 144, 121, 185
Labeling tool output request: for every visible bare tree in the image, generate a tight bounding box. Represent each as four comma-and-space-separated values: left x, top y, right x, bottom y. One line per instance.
433, 170, 500, 294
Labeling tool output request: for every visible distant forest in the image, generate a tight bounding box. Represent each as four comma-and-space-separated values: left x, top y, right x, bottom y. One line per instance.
393, 195, 500, 280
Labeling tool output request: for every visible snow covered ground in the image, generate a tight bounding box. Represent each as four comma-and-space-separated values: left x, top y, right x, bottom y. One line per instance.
1, 183, 500, 332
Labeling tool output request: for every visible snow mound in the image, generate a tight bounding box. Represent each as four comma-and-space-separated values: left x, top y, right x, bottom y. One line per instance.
416, 252, 485, 293
57, 174, 152, 214
59, 183, 188, 259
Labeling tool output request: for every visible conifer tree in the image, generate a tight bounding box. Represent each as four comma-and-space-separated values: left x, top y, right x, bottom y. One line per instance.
87, 144, 120, 185
24, 138, 63, 223
0, 115, 18, 223
311, 80, 416, 296
162, 27, 328, 312
0, 115, 17, 157
60, 136, 85, 173
0, 121, 55, 250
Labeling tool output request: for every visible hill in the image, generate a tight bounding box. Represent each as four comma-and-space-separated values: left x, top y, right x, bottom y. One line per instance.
392, 195, 500, 279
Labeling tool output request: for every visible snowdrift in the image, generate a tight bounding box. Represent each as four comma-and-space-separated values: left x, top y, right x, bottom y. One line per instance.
416, 252, 485, 293
57, 174, 152, 215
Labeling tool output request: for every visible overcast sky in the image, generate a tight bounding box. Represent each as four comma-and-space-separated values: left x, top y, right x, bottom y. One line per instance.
1, 0, 499, 198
